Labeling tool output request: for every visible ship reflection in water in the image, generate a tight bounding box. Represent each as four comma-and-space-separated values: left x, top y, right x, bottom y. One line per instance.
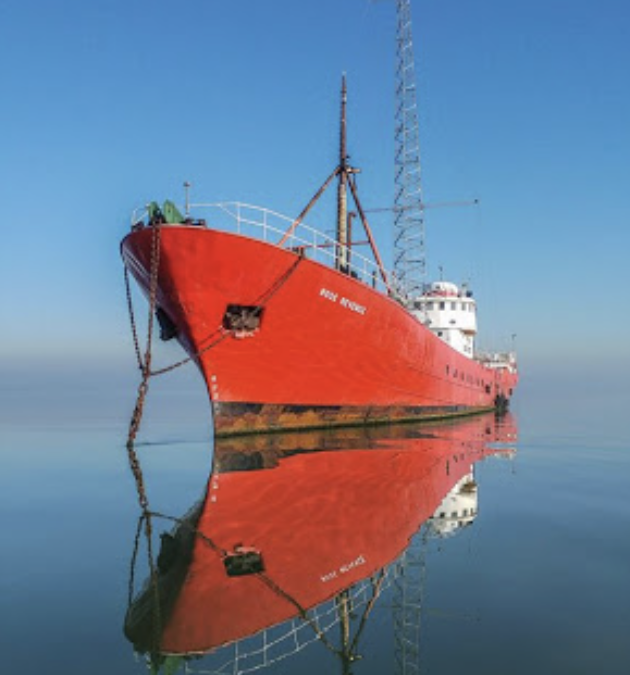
124, 413, 517, 674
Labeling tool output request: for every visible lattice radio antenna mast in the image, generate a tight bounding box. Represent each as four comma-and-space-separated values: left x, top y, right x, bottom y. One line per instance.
394, 0, 425, 303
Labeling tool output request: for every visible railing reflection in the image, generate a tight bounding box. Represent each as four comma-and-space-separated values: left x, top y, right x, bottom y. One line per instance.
124, 412, 517, 674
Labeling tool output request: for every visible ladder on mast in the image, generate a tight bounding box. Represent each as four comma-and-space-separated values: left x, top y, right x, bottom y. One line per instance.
394, 0, 425, 304
392, 3, 428, 672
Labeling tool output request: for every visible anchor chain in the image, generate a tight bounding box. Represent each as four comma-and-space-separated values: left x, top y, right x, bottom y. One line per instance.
124, 231, 304, 382
148, 327, 228, 377
126, 511, 163, 653
147, 253, 304, 377
126, 437, 163, 653
123, 222, 165, 652
124, 266, 144, 372
123, 228, 305, 646
127, 221, 161, 452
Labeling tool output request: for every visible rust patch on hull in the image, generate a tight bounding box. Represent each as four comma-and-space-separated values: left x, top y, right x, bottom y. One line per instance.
213, 402, 498, 437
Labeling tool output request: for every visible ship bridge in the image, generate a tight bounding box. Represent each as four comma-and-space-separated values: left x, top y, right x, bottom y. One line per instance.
411, 281, 477, 357
427, 473, 478, 538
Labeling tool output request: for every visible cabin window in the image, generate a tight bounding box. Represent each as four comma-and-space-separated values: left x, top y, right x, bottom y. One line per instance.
439, 302, 445, 310
427, 302, 434, 310
446, 365, 450, 374
451, 302, 457, 310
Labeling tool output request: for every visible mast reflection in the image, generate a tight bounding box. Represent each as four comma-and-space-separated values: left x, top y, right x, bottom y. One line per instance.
125, 413, 517, 674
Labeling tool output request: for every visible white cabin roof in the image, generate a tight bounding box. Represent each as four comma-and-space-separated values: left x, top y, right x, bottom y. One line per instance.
426, 281, 459, 296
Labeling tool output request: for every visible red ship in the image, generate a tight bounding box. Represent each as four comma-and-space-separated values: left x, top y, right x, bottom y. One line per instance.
125, 413, 517, 663
121, 80, 517, 437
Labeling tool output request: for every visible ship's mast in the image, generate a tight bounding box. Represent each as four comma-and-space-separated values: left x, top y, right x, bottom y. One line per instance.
336, 75, 349, 272
394, 0, 425, 303
278, 76, 390, 292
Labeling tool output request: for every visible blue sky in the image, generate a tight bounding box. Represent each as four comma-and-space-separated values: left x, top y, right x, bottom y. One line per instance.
1, 0, 629, 396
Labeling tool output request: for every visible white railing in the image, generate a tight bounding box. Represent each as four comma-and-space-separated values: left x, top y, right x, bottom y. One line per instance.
174, 562, 400, 675
132, 201, 394, 296
195, 202, 391, 294
130, 205, 149, 225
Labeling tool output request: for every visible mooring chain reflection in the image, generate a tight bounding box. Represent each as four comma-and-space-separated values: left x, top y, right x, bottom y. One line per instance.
124, 413, 517, 675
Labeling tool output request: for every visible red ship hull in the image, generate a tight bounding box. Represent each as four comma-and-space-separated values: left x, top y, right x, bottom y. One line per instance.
122, 225, 518, 435
125, 414, 516, 656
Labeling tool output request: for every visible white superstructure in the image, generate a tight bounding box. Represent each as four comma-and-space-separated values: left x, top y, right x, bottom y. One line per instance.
411, 281, 477, 357
427, 473, 478, 538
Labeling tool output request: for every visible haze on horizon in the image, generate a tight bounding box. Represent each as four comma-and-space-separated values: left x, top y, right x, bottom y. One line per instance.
1, 0, 628, 419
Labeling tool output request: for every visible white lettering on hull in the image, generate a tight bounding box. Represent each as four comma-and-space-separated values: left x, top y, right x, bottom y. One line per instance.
320, 554, 366, 583
319, 287, 367, 315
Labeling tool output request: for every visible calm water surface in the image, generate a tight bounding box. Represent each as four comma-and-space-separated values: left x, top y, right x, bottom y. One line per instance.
2, 372, 629, 675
